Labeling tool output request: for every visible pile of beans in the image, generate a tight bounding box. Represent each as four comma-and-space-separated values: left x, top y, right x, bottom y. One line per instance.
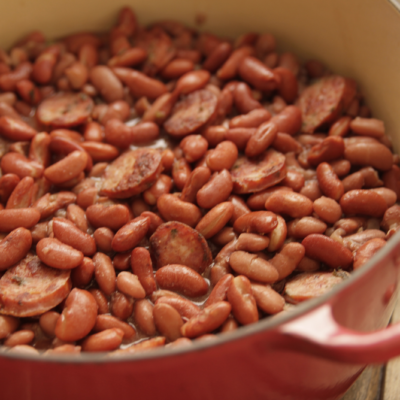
0, 6, 399, 355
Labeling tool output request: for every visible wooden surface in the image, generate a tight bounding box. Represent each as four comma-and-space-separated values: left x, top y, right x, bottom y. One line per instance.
341, 293, 400, 400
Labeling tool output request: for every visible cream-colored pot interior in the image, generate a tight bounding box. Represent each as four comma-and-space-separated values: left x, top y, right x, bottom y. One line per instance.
0, 0, 399, 138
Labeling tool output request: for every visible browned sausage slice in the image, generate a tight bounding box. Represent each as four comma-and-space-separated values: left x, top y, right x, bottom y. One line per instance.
100, 148, 163, 199
137, 28, 176, 77
149, 221, 212, 274
37, 93, 94, 128
284, 271, 350, 304
296, 76, 357, 133
164, 89, 218, 137
230, 149, 286, 194
0, 253, 71, 317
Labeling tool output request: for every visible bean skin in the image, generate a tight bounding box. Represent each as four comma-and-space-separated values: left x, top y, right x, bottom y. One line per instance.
156, 265, 209, 297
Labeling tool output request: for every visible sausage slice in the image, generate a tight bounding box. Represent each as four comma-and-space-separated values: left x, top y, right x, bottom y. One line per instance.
230, 149, 286, 194
100, 148, 163, 199
284, 271, 350, 304
150, 221, 212, 274
164, 89, 218, 137
296, 76, 357, 133
0, 253, 71, 317
37, 92, 94, 128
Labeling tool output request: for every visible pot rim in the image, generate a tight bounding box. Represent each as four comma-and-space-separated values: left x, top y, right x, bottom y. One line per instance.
2, 230, 399, 364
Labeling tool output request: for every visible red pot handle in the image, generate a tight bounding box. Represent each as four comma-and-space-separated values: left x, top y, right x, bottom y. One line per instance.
278, 303, 400, 364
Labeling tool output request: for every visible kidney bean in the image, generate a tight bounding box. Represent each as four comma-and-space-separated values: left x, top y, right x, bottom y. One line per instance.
269, 105, 302, 135
211, 227, 237, 247
92, 252, 116, 296
110, 291, 134, 320
55, 288, 97, 342
0, 62, 33, 92
6, 176, 36, 209
197, 169, 233, 209
179, 135, 208, 163
171, 157, 191, 191
265, 191, 313, 218
0, 315, 19, 339
52, 217, 96, 256
216, 46, 254, 81
111, 253, 130, 272
349, 117, 384, 138
195, 202, 234, 239
86, 289, 107, 316
316, 162, 344, 201
156, 264, 208, 297
296, 256, 320, 272
108, 46, 147, 68
131, 300, 155, 337
65, 204, 87, 233
288, 217, 327, 239
155, 297, 200, 321
233, 82, 262, 114
0, 174, 20, 204
229, 251, 278, 283
251, 284, 285, 315
4, 329, 35, 347
328, 160, 350, 179
179, 167, 210, 203
270, 243, 305, 280
307, 136, 345, 167
70, 257, 94, 288
329, 116, 352, 137
302, 234, 353, 269
227, 275, 258, 325
204, 274, 233, 308
82, 328, 124, 352
113, 67, 167, 99
181, 301, 231, 338
89, 66, 124, 103
340, 189, 387, 217
230, 108, 271, 129
157, 193, 201, 227
0, 227, 32, 270
246, 186, 290, 211
382, 165, 400, 199
313, 196, 342, 224
129, 247, 156, 295
344, 141, 393, 171
353, 238, 386, 270
245, 121, 278, 158
381, 204, 400, 232
235, 233, 269, 253
153, 303, 183, 342
116, 271, 145, 299
202, 42, 232, 72
0, 208, 40, 232
36, 237, 84, 269
281, 169, 305, 192
111, 216, 149, 252
233, 211, 277, 235
44, 151, 88, 185
1, 152, 44, 179
86, 204, 130, 232
39, 311, 60, 338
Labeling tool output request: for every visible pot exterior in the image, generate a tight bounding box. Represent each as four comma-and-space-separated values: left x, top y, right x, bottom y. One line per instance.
1, 245, 398, 400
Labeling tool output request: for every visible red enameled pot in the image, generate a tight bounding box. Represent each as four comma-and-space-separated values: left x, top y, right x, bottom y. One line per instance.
1, 229, 400, 400
1, 0, 400, 399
